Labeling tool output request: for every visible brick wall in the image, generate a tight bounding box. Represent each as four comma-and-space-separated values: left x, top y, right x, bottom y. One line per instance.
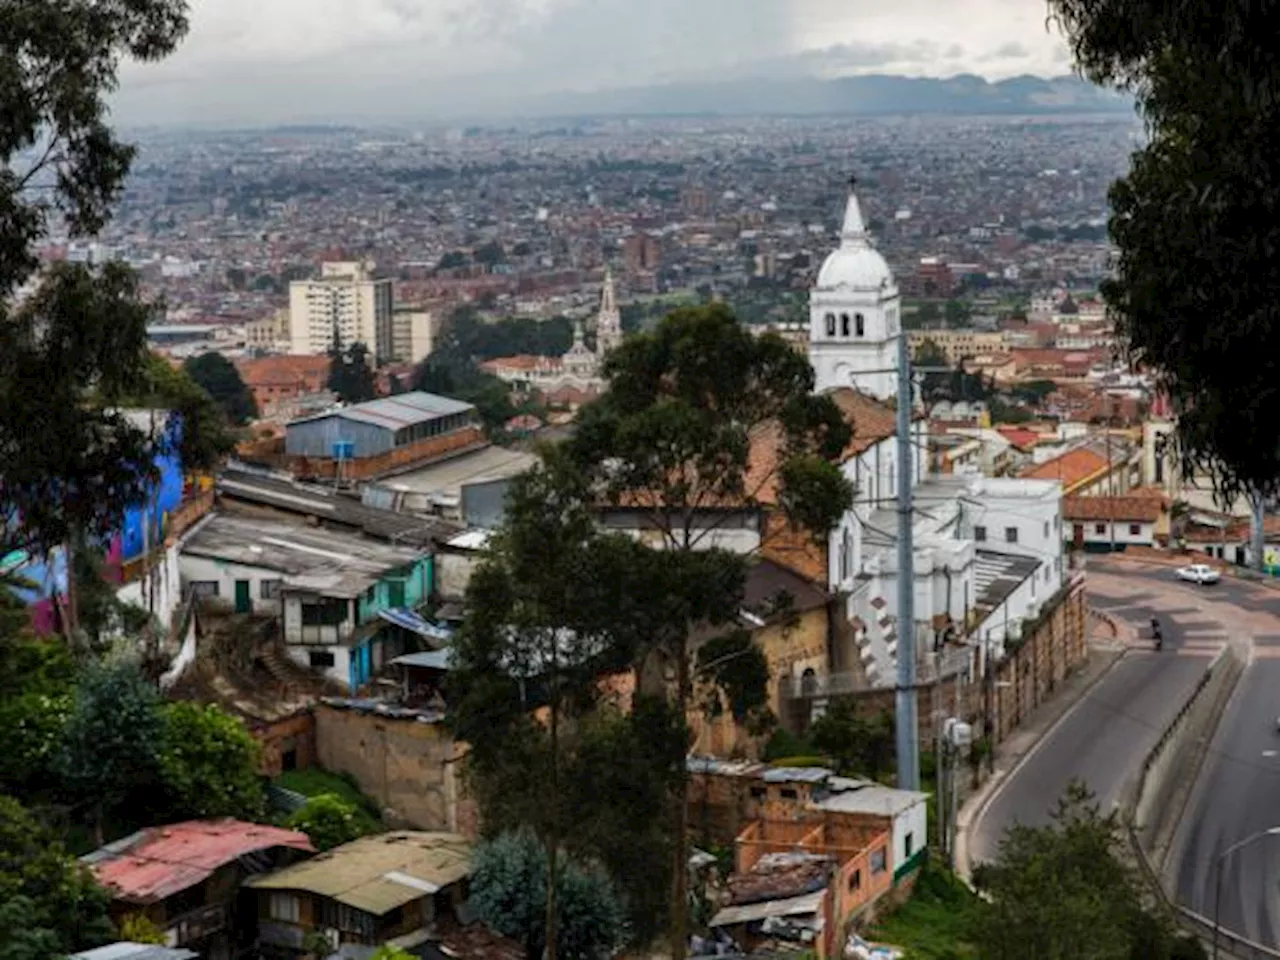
255, 711, 316, 778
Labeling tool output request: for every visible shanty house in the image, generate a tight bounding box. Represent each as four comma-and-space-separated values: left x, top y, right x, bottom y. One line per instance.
246, 831, 472, 957
82, 820, 313, 959
180, 513, 436, 689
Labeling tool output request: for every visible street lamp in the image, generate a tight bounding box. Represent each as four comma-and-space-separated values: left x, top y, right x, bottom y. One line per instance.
1212, 826, 1280, 959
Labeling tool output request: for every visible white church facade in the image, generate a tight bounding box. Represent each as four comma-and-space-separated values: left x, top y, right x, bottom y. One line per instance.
480, 269, 625, 398
807, 184, 1066, 688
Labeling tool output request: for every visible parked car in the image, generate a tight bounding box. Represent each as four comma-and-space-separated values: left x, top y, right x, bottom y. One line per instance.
1176, 563, 1221, 585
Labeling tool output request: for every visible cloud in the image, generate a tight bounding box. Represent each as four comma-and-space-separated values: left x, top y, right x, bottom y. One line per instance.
979, 41, 1032, 62
110, 0, 1074, 125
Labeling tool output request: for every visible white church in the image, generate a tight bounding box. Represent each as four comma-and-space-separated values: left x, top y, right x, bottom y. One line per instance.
798, 184, 1067, 688
598, 183, 1067, 691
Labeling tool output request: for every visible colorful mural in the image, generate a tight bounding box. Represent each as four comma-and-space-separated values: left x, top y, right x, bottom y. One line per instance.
3, 410, 191, 634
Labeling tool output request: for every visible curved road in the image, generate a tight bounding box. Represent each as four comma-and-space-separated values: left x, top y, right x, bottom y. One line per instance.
971, 560, 1280, 950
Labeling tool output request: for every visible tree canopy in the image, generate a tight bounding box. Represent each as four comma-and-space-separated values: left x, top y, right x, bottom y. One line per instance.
972, 781, 1204, 960
327, 340, 379, 405
0, 0, 190, 557
0, 795, 113, 954
58, 659, 164, 842
469, 828, 628, 960
563, 303, 854, 958
1048, 0, 1280, 505
159, 701, 265, 821
183, 352, 258, 425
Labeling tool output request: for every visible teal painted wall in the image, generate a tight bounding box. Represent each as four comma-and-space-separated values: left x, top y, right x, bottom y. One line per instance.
355, 555, 433, 624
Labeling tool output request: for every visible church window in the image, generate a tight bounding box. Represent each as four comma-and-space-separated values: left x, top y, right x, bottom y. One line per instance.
840, 313, 851, 337
855, 313, 866, 337
825, 313, 837, 336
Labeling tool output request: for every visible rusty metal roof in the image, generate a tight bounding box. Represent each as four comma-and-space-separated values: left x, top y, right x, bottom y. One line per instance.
83, 819, 314, 905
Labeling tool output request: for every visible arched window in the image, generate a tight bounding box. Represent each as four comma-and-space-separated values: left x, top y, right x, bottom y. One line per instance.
825, 312, 837, 336
800, 667, 817, 697
855, 313, 865, 337
840, 313, 851, 337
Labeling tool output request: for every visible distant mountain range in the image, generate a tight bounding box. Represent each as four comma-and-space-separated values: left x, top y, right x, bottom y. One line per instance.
529, 73, 1134, 118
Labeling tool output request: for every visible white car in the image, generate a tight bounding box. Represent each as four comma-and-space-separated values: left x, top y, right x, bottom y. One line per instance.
1176, 563, 1221, 585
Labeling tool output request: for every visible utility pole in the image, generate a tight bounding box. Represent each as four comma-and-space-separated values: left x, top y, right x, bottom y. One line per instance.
896, 327, 920, 792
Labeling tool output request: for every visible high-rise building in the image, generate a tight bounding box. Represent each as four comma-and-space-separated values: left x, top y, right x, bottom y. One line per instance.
623, 232, 662, 273
390, 307, 439, 365
288, 260, 393, 360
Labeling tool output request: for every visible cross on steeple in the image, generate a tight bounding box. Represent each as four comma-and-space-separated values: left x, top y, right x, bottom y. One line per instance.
848, 174, 858, 191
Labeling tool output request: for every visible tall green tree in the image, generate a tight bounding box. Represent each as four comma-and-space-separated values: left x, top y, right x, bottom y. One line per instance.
0, 0, 189, 558
971, 782, 1202, 960
183, 352, 258, 425
566, 304, 853, 958
327, 338, 379, 405
449, 450, 648, 960
0, 796, 113, 954
1049, 0, 1280, 565
159, 701, 265, 821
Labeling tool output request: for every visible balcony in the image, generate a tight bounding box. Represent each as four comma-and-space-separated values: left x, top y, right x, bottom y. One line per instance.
166, 902, 226, 946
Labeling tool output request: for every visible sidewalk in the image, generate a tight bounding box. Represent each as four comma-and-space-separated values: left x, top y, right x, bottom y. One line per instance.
954, 639, 1129, 878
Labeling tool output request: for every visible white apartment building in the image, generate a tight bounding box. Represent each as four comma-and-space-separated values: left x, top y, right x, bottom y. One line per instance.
391, 308, 439, 365
288, 260, 394, 360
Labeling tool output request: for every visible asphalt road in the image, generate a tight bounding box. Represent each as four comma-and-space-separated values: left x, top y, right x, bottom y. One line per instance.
1176, 651, 1280, 946
968, 563, 1267, 874
968, 640, 1207, 867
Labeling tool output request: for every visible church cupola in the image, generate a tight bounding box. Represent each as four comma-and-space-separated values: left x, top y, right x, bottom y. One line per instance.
808, 178, 903, 400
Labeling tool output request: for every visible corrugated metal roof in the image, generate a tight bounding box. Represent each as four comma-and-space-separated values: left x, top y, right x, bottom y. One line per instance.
709, 889, 826, 928
84, 820, 314, 905
378, 608, 454, 642
290, 392, 474, 432
246, 831, 471, 916
389, 648, 454, 671
72, 945, 198, 960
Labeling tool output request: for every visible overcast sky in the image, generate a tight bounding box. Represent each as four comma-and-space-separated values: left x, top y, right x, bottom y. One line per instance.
114, 0, 1075, 126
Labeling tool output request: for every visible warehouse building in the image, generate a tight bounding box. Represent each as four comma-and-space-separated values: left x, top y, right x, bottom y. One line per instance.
284, 392, 485, 481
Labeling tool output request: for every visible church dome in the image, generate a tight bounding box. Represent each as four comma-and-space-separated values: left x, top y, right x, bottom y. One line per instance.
816, 186, 894, 291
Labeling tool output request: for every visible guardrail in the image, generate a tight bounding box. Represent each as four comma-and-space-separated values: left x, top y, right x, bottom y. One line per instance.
1124, 643, 1276, 959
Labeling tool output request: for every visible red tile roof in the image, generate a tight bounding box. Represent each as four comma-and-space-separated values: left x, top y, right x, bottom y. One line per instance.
88, 820, 314, 905
1063, 496, 1163, 523
1020, 448, 1110, 490
996, 427, 1041, 450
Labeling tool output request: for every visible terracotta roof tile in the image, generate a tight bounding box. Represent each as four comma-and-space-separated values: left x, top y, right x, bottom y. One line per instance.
1063, 496, 1163, 523
1020, 447, 1110, 489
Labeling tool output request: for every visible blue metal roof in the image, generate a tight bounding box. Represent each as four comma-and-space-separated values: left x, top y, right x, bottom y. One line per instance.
389, 649, 454, 671
377, 607, 454, 642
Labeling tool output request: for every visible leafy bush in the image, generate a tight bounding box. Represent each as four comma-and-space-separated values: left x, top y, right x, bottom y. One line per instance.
159, 702, 265, 821
286, 794, 371, 852
470, 828, 627, 960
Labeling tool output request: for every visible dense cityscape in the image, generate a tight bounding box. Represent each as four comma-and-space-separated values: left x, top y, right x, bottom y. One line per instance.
2, 2, 1278, 960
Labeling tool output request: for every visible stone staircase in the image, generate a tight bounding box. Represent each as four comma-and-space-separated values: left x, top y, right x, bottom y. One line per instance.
850, 585, 898, 689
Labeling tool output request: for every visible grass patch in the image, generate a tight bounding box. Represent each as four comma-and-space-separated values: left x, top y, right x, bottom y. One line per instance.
276, 767, 384, 829
871, 861, 981, 960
